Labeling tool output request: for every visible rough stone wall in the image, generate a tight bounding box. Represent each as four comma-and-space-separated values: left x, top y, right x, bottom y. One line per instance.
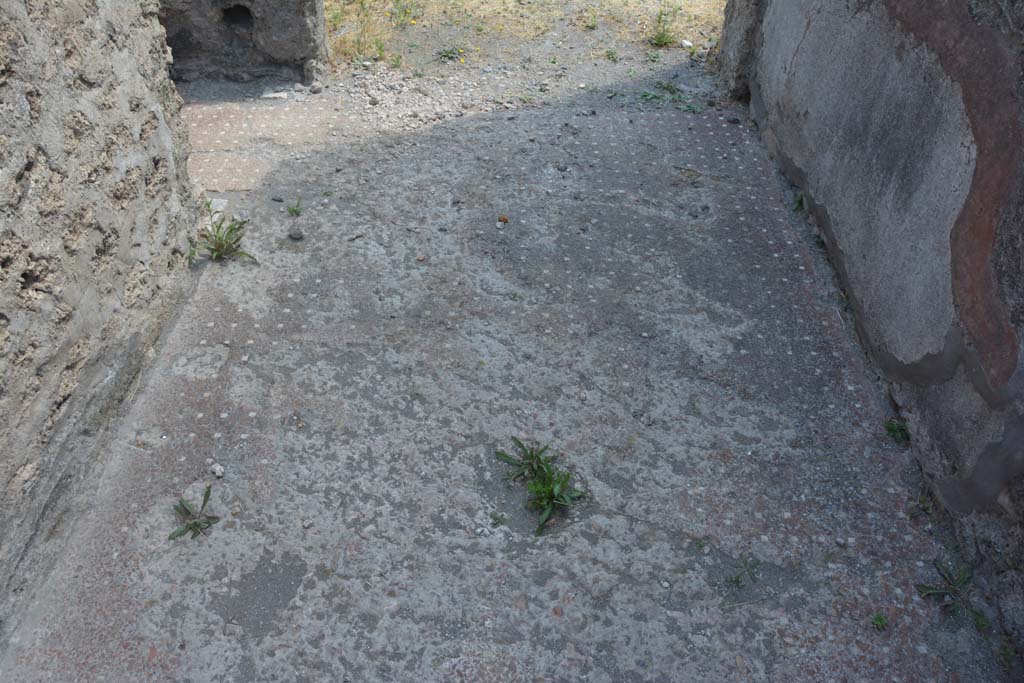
721, 0, 1024, 646
0, 0, 197, 611
159, 0, 327, 82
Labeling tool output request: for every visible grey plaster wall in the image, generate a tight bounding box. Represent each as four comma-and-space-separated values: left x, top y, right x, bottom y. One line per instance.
159, 0, 327, 82
720, 0, 1024, 646
0, 0, 198, 614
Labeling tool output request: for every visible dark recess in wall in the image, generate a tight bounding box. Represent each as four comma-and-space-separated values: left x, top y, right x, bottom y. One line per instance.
157, 0, 326, 83
222, 5, 254, 30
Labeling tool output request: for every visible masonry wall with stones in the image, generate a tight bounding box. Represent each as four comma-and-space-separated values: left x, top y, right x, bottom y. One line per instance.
0, 0, 198, 614
720, 0, 1024, 645
159, 0, 327, 82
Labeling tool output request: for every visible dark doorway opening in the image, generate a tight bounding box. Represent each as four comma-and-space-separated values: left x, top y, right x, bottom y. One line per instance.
222, 5, 255, 30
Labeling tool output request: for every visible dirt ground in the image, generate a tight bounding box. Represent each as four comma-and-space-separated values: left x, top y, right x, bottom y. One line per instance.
0, 2, 1014, 681
323, 0, 725, 67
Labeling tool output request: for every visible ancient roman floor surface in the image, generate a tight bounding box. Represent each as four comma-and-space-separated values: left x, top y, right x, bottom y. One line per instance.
1, 15, 1007, 683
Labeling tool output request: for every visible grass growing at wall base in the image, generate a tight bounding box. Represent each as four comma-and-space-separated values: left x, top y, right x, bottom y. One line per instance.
187, 201, 257, 264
